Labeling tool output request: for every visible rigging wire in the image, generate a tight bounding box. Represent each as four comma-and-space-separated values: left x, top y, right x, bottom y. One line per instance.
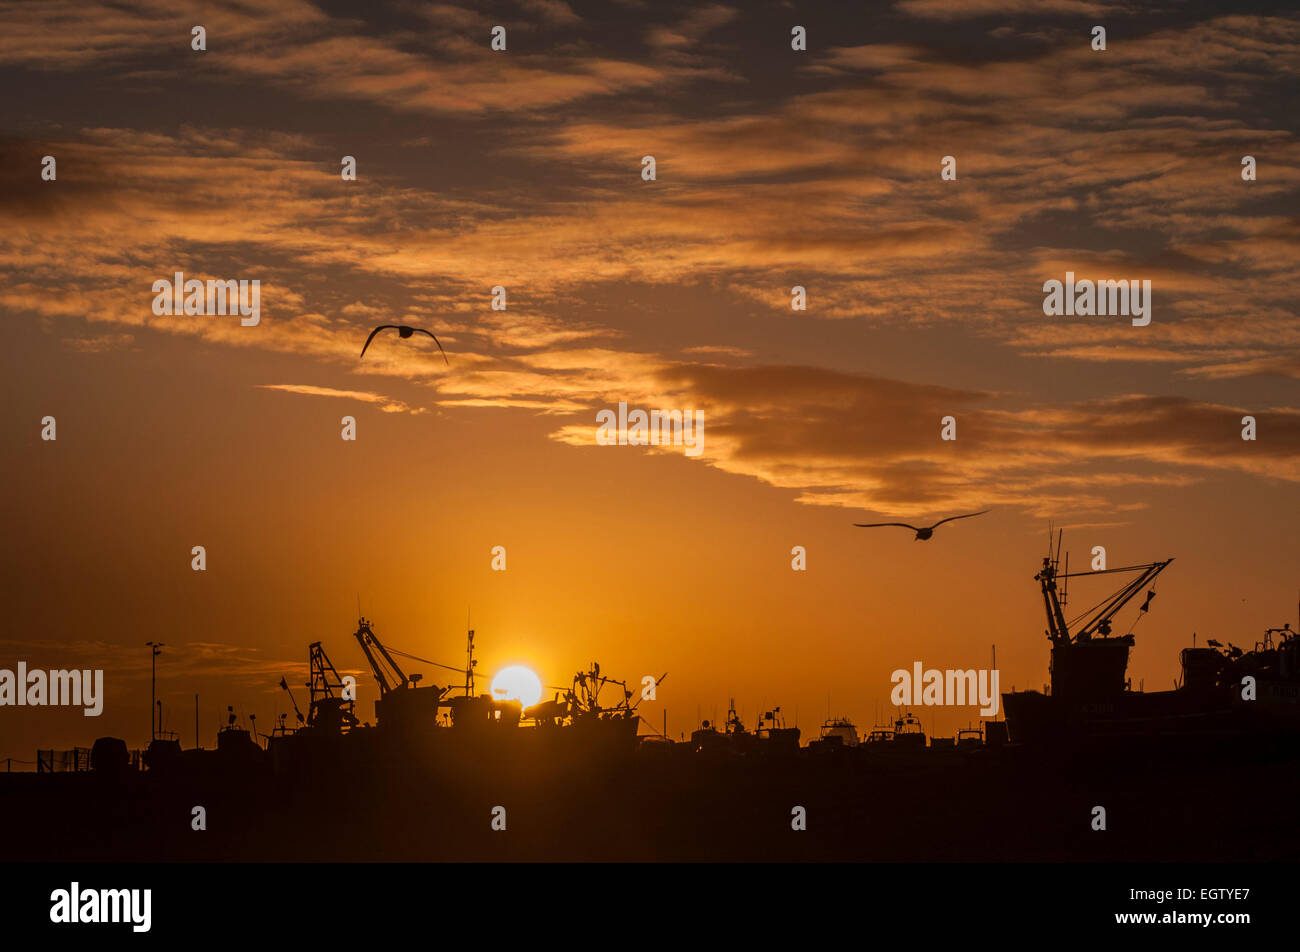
383, 645, 469, 676
384, 643, 572, 694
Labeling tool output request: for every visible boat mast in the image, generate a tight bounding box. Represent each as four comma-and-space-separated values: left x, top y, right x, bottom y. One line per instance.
463, 622, 476, 697
1037, 530, 1071, 644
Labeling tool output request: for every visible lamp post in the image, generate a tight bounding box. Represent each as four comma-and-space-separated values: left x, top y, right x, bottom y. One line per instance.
145, 642, 165, 741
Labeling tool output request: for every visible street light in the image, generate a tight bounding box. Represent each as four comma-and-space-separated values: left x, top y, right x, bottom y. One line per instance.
145, 642, 165, 741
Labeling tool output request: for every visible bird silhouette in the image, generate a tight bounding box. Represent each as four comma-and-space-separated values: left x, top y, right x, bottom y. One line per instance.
853, 509, 990, 541
359, 324, 449, 364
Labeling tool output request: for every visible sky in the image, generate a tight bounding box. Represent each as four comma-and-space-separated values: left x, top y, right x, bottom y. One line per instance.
1, 0, 1298, 757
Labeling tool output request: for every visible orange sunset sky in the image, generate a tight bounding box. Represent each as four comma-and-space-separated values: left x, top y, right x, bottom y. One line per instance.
2, 0, 1298, 756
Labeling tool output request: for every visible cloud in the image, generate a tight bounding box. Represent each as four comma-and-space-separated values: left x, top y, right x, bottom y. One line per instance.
896, 0, 1118, 21
0, 0, 705, 114
1180, 356, 1300, 381
6, 9, 1299, 380
0, 5, 1296, 524
257, 383, 424, 414
518, 0, 581, 26
680, 344, 752, 358
549, 361, 1300, 518
0, 638, 339, 693
62, 332, 136, 353
646, 4, 737, 49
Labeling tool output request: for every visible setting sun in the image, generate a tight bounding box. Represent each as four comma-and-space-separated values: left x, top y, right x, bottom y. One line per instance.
490, 665, 544, 709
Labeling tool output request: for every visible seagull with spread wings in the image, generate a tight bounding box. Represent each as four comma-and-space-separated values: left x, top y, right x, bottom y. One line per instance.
359, 324, 449, 364
853, 509, 990, 541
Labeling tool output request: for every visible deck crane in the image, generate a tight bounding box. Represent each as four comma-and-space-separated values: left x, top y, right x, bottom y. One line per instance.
306, 641, 358, 734
352, 618, 409, 695
1035, 530, 1172, 698
276, 642, 359, 736
350, 617, 447, 731
1036, 531, 1172, 645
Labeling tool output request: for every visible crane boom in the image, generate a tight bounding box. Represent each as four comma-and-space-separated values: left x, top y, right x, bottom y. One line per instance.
1074, 559, 1171, 642
352, 618, 408, 695
1037, 541, 1172, 644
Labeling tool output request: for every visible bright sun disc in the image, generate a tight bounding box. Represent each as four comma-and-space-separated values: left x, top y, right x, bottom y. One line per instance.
490, 665, 543, 708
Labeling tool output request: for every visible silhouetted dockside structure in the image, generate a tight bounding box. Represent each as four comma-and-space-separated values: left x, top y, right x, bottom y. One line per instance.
1003, 533, 1300, 746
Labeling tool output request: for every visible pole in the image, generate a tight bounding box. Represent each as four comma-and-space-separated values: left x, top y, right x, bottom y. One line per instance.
195, 694, 199, 750
145, 642, 165, 742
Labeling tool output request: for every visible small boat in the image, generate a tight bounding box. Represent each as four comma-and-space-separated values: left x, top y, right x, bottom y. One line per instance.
689, 718, 726, 753
754, 707, 801, 753
864, 723, 895, 744
891, 712, 927, 748
807, 716, 860, 751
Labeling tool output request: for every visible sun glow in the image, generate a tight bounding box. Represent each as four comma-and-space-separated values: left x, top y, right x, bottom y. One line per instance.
490, 665, 544, 708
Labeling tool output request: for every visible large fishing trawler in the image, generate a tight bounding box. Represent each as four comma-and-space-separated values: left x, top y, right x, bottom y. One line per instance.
1002, 533, 1300, 745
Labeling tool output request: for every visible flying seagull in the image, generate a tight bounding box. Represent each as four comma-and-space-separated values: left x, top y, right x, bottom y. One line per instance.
853, 509, 990, 541
359, 324, 449, 364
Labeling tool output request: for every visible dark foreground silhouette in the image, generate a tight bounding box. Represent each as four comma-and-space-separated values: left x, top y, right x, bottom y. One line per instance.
12, 542, 1296, 864
6, 736, 1297, 863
